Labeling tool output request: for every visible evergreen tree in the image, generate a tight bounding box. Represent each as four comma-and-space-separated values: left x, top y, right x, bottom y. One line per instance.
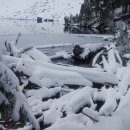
116, 21, 130, 52
0, 51, 40, 130
79, 0, 93, 26
98, 0, 115, 33
64, 0, 130, 34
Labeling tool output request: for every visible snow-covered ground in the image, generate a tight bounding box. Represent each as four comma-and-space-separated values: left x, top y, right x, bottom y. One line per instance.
0, 0, 84, 23
1, 1, 130, 129
1, 34, 130, 130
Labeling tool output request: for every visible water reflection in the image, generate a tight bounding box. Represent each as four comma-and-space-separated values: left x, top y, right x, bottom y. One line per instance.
0, 19, 102, 36
0, 19, 64, 35
64, 25, 99, 34
0, 19, 103, 35
0, 19, 109, 51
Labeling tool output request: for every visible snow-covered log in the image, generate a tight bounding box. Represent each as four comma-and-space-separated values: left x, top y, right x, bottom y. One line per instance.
50, 51, 71, 60
4, 34, 51, 63
99, 88, 117, 116
5, 33, 21, 56
102, 55, 112, 73
118, 68, 130, 98
82, 107, 100, 122
43, 86, 94, 125
73, 43, 106, 64
92, 50, 103, 67
2, 32, 130, 130
24, 47, 51, 63
94, 87, 117, 116
3, 55, 118, 85
108, 48, 120, 74
88, 105, 130, 130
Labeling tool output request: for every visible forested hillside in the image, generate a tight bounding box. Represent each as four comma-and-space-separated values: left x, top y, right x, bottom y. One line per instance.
64, 0, 130, 33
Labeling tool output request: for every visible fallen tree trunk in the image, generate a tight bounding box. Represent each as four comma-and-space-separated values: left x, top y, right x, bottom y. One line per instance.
72, 44, 106, 65
3, 55, 118, 85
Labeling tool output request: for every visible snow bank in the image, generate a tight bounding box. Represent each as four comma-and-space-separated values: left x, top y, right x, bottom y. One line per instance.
45, 123, 85, 130
88, 105, 130, 130
99, 88, 117, 116
118, 68, 130, 98
26, 47, 51, 62
2, 36, 130, 130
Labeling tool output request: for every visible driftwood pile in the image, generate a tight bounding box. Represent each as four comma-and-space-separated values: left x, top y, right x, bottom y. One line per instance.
1, 34, 130, 130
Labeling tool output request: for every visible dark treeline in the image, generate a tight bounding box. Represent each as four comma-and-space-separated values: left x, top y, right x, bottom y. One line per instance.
64, 0, 130, 34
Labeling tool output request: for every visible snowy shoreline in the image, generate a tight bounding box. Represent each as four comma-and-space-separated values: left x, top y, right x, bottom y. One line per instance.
0, 33, 130, 130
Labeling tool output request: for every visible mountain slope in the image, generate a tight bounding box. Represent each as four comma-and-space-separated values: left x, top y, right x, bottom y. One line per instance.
0, 0, 84, 23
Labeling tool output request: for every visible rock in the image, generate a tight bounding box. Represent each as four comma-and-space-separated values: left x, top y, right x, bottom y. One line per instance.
37, 17, 43, 23
73, 44, 105, 65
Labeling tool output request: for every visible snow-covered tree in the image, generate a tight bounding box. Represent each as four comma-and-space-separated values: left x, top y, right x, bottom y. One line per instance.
0, 51, 40, 130
115, 21, 130, 52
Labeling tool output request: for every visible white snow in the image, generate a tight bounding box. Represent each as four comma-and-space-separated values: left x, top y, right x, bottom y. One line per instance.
50, 51, 71, 60
1, 34, 130, 130
82, 107, 100, 122
0, 61, 40, 130
99, 88, 117, 116
45, 123, 85, 130
108, 48, 120, 74
0, 92, 9, 105
102, 55, 112, 73
3, 55, 119, 85
92, 50, 103, 67
118, 68, 130, 98
0, 0, 84, 23
25, 47, 51, 62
